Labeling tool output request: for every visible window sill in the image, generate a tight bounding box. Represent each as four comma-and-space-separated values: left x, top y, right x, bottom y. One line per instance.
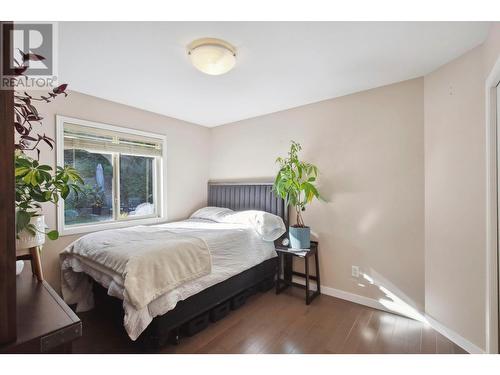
59, 216, 167, 236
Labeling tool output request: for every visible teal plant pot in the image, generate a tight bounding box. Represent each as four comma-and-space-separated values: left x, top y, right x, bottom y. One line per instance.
289, 226, 311, 249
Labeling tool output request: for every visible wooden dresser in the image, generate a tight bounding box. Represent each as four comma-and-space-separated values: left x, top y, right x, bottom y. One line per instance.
0, 262, 82, 353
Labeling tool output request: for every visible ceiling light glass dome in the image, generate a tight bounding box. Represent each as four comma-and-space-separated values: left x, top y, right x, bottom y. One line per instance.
188, 38, 237, 76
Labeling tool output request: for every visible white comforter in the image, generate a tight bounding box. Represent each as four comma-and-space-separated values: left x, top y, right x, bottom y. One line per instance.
60, 219, 277, 340
60, 226, 212, 310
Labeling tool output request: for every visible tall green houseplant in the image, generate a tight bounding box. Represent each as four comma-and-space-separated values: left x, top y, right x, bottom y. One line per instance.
273, 141, 322, 248
12, 52, 83, 247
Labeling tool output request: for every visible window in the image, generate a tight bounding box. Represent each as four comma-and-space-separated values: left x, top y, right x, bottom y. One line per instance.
56, 116, 166, 235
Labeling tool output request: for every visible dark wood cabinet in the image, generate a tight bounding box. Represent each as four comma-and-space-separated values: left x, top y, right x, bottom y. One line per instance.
0, 262, 82, 353
0, 20, 16, 345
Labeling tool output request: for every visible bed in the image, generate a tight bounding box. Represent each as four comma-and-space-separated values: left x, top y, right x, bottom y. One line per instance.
60, 182, 289, 348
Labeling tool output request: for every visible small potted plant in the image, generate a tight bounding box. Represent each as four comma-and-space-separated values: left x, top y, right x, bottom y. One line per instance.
273, 141, 322, 249
89, 186, 105, 215
15, 151, 83, 249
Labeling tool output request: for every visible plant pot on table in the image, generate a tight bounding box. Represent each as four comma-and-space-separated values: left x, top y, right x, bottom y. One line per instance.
15, 215, 46, 281
289, 226, 311, 249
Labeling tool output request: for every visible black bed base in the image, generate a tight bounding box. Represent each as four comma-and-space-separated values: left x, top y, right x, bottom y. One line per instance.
93, 257, 277, 349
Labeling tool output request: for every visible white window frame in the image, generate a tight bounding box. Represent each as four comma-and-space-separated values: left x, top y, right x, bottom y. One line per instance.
56, 115, 167, 236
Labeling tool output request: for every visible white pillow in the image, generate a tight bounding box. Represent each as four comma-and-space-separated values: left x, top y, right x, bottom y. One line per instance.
190, 206, 234, 222
222, 210, 286, 242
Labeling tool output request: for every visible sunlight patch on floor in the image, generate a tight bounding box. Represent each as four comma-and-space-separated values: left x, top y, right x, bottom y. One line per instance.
361, 272, 428, 324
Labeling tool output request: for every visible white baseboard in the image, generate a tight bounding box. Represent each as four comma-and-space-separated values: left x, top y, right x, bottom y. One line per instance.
291, 276, 394, 314
424, 314, 485, 354
320, 285, 394, 313
292, 277, 484, 354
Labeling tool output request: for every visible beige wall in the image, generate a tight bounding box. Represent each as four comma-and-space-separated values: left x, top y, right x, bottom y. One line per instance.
30, 91, 211, 290
424, 46, 486, 349
424, 23, 500, 351
483, 24, 500, 77
210, 78, 425, 310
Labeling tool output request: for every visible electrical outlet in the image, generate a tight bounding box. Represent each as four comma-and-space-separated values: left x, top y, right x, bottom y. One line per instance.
351, 266, 360, 278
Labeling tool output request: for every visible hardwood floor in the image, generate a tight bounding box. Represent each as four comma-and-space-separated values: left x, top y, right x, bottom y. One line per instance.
73, 288, 467, 354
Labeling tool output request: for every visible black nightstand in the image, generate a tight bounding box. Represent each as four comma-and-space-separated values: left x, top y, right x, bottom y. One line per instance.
275, 241, 320, 305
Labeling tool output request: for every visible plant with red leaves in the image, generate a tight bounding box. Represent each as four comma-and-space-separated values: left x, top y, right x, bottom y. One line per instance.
13, 49, 69, 159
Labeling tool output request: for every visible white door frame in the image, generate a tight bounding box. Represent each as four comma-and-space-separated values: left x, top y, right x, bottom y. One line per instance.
486, 55, 500, 354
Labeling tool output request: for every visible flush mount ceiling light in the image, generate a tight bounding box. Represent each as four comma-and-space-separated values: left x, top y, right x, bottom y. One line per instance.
187, 38, 237, 76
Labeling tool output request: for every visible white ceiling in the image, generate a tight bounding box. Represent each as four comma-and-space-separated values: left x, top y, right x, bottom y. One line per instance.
59, 22, 491, 127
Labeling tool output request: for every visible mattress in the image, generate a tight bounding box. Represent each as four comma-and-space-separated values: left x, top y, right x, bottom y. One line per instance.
61, 219, 277, 340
